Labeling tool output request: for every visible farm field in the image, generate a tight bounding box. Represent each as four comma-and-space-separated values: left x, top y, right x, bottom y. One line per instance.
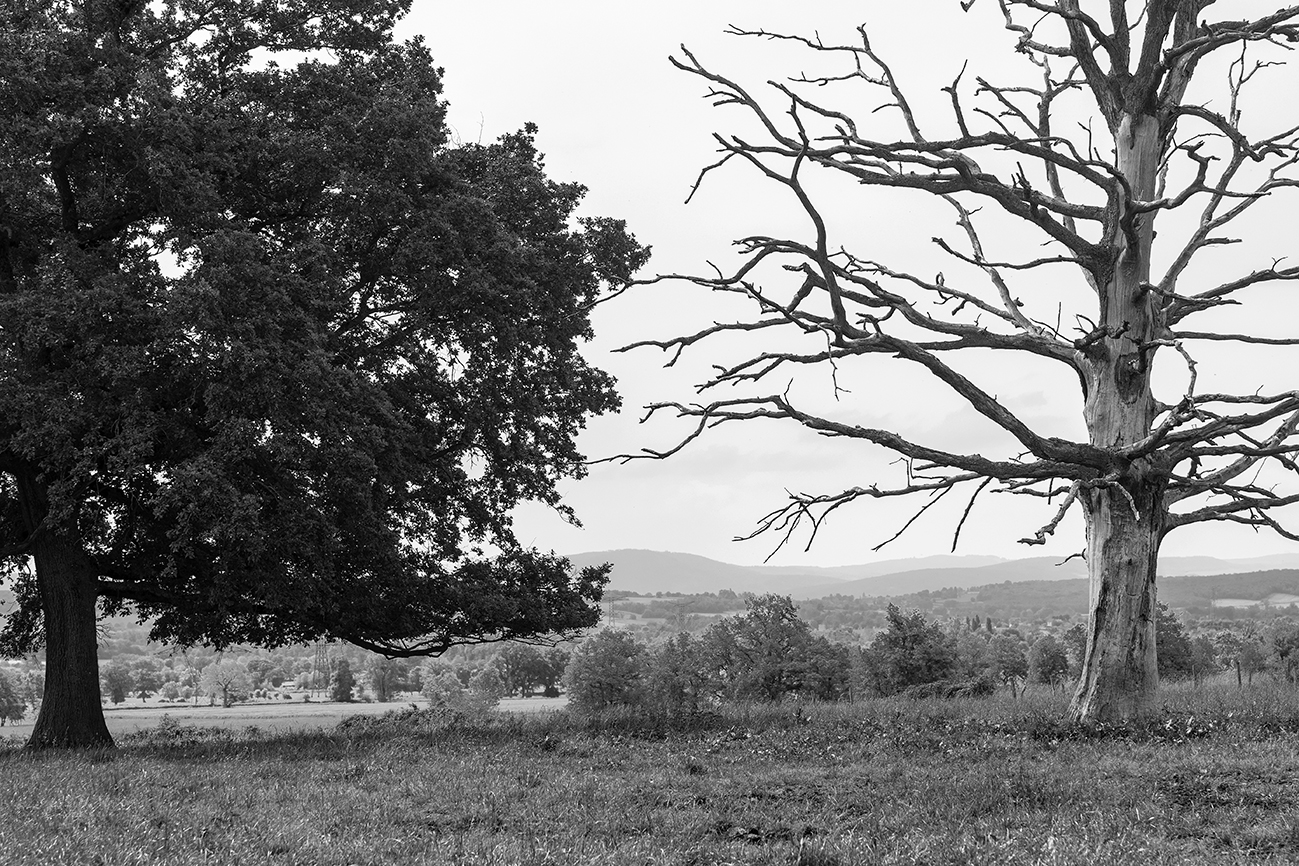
9, 688, 1299, 865
0, 696, 566, 740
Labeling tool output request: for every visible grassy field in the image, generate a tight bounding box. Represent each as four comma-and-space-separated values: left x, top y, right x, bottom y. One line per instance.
0, 696, 566, 741
8, 686, 1299, 865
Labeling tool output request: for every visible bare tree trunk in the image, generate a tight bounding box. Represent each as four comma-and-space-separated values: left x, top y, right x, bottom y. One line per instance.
1069, 112, 1167, 723
28, 530, 113, 749
1070, 481, 1164, 721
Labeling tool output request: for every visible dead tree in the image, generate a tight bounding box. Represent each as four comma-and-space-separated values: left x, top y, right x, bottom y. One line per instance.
620, 1, 1299, 721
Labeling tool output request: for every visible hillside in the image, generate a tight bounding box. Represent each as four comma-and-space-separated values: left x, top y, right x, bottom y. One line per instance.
564, 550, 841, 595
568, 549, 1014, 595
568, 548, 1299, 598
863, 569, 1299, 621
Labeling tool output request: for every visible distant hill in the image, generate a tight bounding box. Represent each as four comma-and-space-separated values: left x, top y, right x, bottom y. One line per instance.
566, 548, 1299, 598
566, 550, 1018, 595
792, 556, 1088, 599
750, 554, 1007, 581
888, 569, 1299, 620
565, 550, 840, 595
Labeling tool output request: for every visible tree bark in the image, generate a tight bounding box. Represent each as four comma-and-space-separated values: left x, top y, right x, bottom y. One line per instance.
27, 530, 113, 749
1070, 112, 1166, 723
1070, 485, 1163, 721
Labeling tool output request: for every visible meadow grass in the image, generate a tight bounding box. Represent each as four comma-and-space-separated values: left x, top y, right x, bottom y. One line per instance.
8, 686, 1299, 864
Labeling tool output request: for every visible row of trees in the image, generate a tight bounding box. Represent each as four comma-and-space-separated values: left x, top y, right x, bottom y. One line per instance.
564, 595, 851, 713
73, 597, 1299, 718
562, 595, 1299, 714
89, 642, 573, 710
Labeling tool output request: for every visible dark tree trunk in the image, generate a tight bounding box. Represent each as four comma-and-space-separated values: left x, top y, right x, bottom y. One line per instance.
28, 530, 113, 749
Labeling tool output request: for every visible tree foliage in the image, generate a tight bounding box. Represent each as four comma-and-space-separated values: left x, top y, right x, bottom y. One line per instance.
1156, 604, 1196, 680
495, 644, 568, 698
199, 659, 250, 708
330, 659, 356, 703
645, 632, 713, 715
99, 660, 134, 705
1027, 635, 1071, 691
700, 594, 849, 702
0, 670, 25, 724
563, 629, 647, 714
988, 633, 1030, 697
862, 605, 959, 696
0, 0, 645, 747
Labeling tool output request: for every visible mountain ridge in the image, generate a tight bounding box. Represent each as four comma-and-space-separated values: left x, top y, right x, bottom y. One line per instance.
566, 548, 1299, 598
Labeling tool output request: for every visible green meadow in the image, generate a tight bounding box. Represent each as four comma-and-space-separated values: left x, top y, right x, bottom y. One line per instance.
9, 686, 1299, 865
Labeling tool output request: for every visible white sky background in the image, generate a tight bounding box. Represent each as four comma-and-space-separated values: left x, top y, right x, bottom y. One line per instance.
398, 1, 1299, 567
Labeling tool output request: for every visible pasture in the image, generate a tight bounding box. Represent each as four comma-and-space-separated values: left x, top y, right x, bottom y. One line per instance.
0, 696, 566, 741
8, 687, 1299, 865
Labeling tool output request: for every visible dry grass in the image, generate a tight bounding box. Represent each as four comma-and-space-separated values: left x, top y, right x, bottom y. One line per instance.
8, 686, 1299, 864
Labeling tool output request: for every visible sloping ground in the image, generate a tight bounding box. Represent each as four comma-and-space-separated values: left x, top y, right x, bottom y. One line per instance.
566, 548, 1299, 599
898, 569, 1299, 618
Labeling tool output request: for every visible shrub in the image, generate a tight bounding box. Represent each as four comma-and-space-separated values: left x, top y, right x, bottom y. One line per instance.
563, 629, 646, 713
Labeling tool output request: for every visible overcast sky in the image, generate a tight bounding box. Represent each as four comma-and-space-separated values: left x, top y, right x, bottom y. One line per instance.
399, 1, 1299, 567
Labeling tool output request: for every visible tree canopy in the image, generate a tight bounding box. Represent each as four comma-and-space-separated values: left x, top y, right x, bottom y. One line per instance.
0, 0, 646, 747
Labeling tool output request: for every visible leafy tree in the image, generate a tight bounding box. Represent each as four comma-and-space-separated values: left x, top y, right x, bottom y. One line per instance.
130, 659, 164, 700
1239, 640, 1268, 686
539, 648, 570, 698
1063, 624, 1088, 681
988, 634, 1029, 698
0, 0, 645, 748
1027, 635, 1071, 693
1214, 632, 1245, 689
1270, 622, 1299, 684
466, 666, 506, 707
99, 661, 134, 705
700, 594, 848, 701
19, 671, 42, 717
1189, 635, 1218, 687
495, 644, 548, 697
627, 0, 1299, 722
367, 657, 403, 703
954, 631, 990, 680
422, 669, 466, 707
563, 630, 647, 714
0, 670, 24, 725
244, 659, 277, 691
645, 632, 712, 714
863, 606, 957, 697
331, 659, 356, 703
199, 659, 250, 708
1156, 605, 1195, 681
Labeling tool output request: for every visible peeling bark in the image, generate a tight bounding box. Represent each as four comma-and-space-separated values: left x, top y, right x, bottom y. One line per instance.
1070, 112, 1164, 722
1070, 483, 1163, 721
